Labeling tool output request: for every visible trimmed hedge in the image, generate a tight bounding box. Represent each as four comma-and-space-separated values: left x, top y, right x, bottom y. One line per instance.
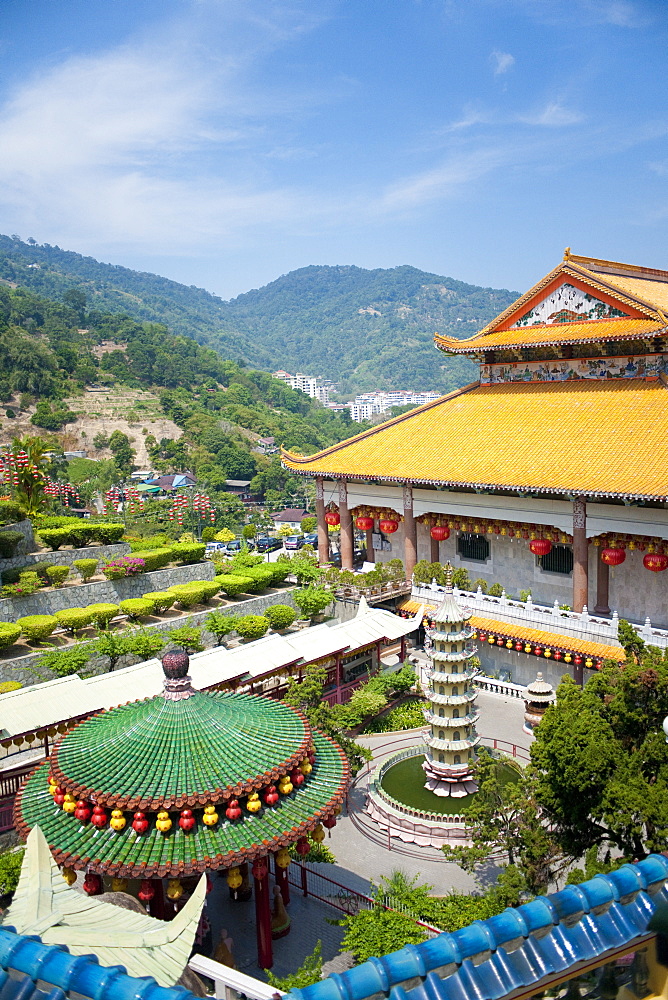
0, 623, 21, 648
168, 583, 211, 609
170, 543, 207, 565
142, 591, 176, 613
54, 608, 94, 635
0, 501, 26, 525
0, 530, 24, 558
87, 603, 120, 628
74, 558, 98, 581
17, 615, 58, 641
264, 604, 297, 630
119, 598, 155, 621
216, 574, 254, 597
45, 565, 70, 587
235, 615, 270, 640
36, 523, 125, 550
137, 548, 173, 572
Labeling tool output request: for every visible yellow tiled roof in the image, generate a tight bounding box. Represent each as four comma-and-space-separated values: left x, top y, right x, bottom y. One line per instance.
282, 378, 668, 499
397, 601, 625, 662
593, 273, 668, 314
435, 318, 664, 353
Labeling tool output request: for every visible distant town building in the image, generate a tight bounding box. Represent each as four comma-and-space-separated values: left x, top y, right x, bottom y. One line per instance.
255, 436, 277, 455
272, 370, 330, 404
270, 507, 310, 530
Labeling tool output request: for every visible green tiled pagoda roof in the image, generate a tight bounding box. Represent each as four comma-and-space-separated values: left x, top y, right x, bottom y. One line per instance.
49, 691, 311, 810
15, 730, 349, 878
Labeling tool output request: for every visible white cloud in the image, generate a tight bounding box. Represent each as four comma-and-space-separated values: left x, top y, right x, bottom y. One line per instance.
491, 50, 515, 75
518, 101, 584, 126
374, 147, 511, 212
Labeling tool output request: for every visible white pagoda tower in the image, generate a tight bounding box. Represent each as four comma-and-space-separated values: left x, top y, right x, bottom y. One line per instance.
422, 568, 480, 797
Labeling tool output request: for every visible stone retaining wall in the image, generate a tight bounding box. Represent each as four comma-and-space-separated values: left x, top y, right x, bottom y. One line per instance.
0, 588, 297, 686
0, 539, 130, 576
0, 561, 215, 621
0, 519, 35, 560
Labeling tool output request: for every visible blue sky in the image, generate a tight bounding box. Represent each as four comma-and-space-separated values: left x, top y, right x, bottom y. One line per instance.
0, 0, 666, 298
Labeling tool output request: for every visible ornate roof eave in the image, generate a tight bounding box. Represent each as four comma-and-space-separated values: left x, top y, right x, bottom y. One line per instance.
434, 321, 667, 354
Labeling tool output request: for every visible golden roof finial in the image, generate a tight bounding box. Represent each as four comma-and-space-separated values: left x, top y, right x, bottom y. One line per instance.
445, 562, 453, 591
563, 247, 571, 260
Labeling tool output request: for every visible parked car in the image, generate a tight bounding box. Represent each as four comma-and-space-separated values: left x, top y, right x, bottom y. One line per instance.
205, 541, 226, 556
256, 536, 282, 553
302, 532, 318, 547
284, 535, 306, 550
222, 539, 255, 555
330, 548, 364, 567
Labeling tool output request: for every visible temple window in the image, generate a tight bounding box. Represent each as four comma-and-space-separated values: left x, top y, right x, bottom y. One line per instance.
453, 708, 460, 718
458, 533, 490, 561
453, 731, 460, 741
439, 753, 444, 763
540, 544, 574, 575
452, 686, 458, 696
454, 755, 461, 764
438, 708, 444, 717
452, 664, 458, 673
439, 685, 444, 694
439, 730, 445, 740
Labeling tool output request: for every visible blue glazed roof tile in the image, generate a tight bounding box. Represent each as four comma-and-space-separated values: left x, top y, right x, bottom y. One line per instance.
286, 855, 668, 1000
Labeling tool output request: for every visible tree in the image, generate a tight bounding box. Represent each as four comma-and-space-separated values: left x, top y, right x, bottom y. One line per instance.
93, 629, 136, 671
268, 941, 322, 990
125, 628, 166, 662
531, 660, 668, 862
300, 516, 317, 533
214, 528, 236, 542
0, 847, 25, 895
31, 642, 93, 679
205, 611, 239, 645
166, 626, 204, 654
292, 586, 332, 620
242, 524, 256, 540
277, 523, 293, 538
339, 908, 428, 964
108, 430, 135, 476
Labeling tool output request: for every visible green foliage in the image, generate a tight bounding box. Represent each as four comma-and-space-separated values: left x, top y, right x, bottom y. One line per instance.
235, 615, 270, 640
204, 611, 239, 645
217, 574, 254, 597
74, 558, 98, 581
267, 941, 323, 990
142, 591, 176, 613
2, 571, 42, 598
292, 585, 332, 620
488, 582, 504, 597
0, 623, 21, 648
472, 578, 488, 593
123, 627, 167, 663
45, 564, 70, 587
54, 608, 94, 634
290, 556, 322, 585
36, 527, 71, 550
519, 588, 532, 602
119, 598, 154, 621
264, 604, 296, 630
363, 698, 425, 733
166, 625, 204, 654
566, 845, 628, 886
93, 628, 136, 670
287, 841, 336, 863
170, 542, 206, 564
87, 603, 120, 628
300, 516, 317, 532
339, 908, 428, 964
136, 548, 173, 572
0, 848, 25, 896
0, 680, 21, 693
0, 530, 23, 558
0, 501, 26, 525
617, 618, 645, 659
169, 583, 209, 608
35, 642, 93, 678
18, 614, 58, 641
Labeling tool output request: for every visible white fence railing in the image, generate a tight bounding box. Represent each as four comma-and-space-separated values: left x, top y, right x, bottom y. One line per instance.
188, 955, 285, 1000
412, 582, 668, 651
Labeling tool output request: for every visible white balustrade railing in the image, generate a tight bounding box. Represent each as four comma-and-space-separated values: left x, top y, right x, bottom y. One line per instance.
188, 955, 285, 1000
412, 582, 668, 651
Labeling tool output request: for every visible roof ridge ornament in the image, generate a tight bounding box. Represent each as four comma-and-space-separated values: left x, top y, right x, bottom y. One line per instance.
161, 650, 196, 701
563, 246, 571, 260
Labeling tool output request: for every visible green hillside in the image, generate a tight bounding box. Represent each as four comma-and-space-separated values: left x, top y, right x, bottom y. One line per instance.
0, 236, 517, 395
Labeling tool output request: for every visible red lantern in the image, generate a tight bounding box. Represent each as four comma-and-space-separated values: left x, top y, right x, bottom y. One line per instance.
554, 651, 562, 661
529, 539, 552, 557
355, 515, 374, 531
574, 655, 583, 665
644, 553, 668, 572
325, 511, 340, 527
533, 647, 542, 656
430, 525, 450, 541
478, 633, 487, 643
496, 638, 504, 646
74, 801, 91, 823
53, 788, 66, 807
291, 768, 305, 786
132, 811, 149, 834
91, 806, 108, 829
264, 786, 279, 806
323, 814, 336, 829
179, 808, 196, 832
225, 799, 242, 821
83, 872, 102, 896
601, 547, 625, 566
252, 858, 269, 879
514, 642, 522, 651
379, 518, 399, 534
295, 837, 310, 856
138, 879, 155, 902
308, 752, 316, 765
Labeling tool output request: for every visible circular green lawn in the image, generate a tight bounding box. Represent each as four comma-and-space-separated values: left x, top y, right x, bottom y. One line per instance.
380, 753, 520, 815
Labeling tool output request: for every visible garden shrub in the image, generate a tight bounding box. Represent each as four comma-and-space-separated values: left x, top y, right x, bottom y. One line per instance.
101, 556, 146, 579
217, 575, 254, 597
169, 584, 208, 609
87, 603, 120, 628
0, 530, 23, 558
488, 583, 504, 597
235, 573, 265, 594
199, 580, 223, 602
166, 625, 204, 653
2, 571, 42, 598
54, 608, 94, 635
363, 698, 425, 734
89, 523, 125, 544
473, 578, 489, 593
37, 643, 94, 678
120, 598, 155, 621
292, 586, 332, 620
0, 500, 26, 525
33, 515, 83, 529
74, 558, 98, 582
136, 548, 173, 572
205, 611, 239, 644
235, 615, 270, 641
170, 542, 206, 565
0, 680, 21, 693
142, 591, 176, 613
36, 528, 72, 550
266, 564, 290, 585
264, 604, 296, 630
0, 848, 25, 896
0, 623, 21, 648
128, 535, 172, 551
45, 564, 70, 587
17, 615, 58, 641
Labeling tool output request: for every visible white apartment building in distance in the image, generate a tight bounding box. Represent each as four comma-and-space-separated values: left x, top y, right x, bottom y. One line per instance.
273, 369, 441, 423
273, 370, 331, 404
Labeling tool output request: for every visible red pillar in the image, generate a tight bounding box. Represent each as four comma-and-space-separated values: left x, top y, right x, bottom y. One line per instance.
252, 858, 273, 969
338, 480, 354, 571
273, 852, 290, 906
403, 485, 417, 580
594, 555, 610, 616
430, 527, 440, 564
365, 526, 375, 563
335, 653, 342, 703
572, 499, 588, 613
315, 477, 330, 567
400, 636, 406, 662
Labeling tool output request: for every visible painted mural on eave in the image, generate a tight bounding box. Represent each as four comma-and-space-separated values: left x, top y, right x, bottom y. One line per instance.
511, 283, 629, 327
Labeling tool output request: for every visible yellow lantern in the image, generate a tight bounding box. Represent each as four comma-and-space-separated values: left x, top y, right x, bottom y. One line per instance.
246, 793, 261, 814
544, 649, 552, 658
226, 867, 243, 890
487, 636, 495, 644
167, 878, 183, 901
505, 639, 513, 649
156, 810, 172, 833
524, 644, 532, 653
275, 848, 291, 869
564, 653, 572, 663
300, 759, 312, 776
49, 777, 58, 797
333, 804, 342, 816
62, 866, 77, 886
629, 541, 636, 550
111, 877, 128, 892
62, 793, 76, 814
585, 658, 593, 669
279, 778, 293, 795
500, 527, 507, 536
311, 824, 325, 844
202, 804, 219, 826
110, 809, 126, 831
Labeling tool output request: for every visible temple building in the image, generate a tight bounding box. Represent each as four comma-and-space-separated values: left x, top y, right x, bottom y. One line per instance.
422, 572, 479, 797
283, 251, 668, 677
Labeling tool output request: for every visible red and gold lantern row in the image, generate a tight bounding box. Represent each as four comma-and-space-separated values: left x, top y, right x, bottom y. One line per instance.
473, 630, 603, 670
355, 516, 374, 531
529, 539, 552, 557
644, 553, 668, 573
325, 511, 340, 527
601, 547, 626, 566
379, 518, 399, 534
430, 525, 450, 541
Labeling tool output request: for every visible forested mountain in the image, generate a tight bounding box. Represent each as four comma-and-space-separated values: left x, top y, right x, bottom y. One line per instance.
0, 236, 518, 395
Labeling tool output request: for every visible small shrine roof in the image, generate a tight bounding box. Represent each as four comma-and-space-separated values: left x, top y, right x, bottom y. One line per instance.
435, 317, 664, 353
282, 379, 668, 500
